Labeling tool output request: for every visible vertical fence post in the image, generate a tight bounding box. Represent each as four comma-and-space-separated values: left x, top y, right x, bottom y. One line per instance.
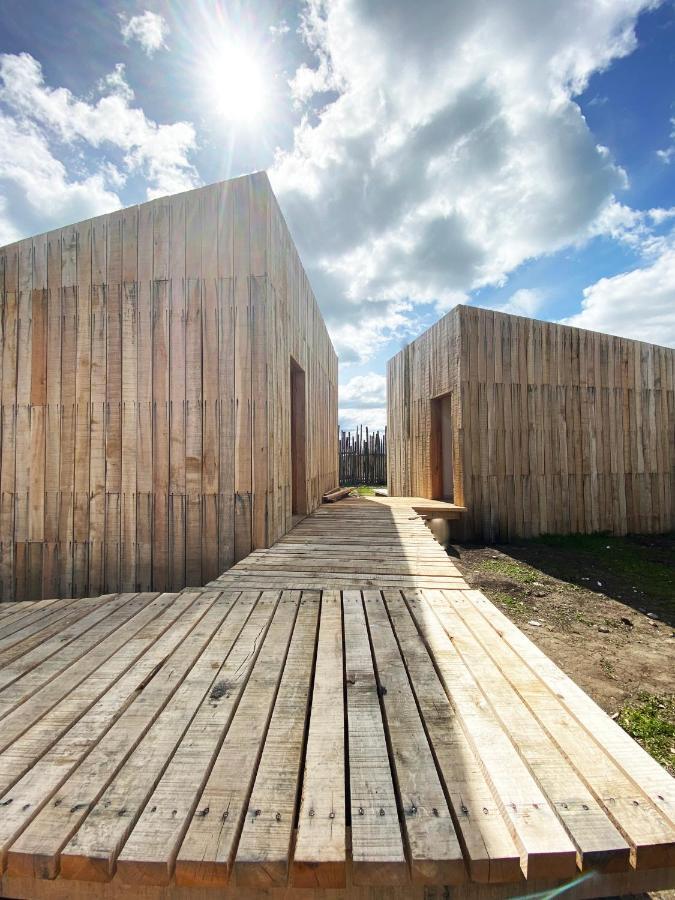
338, 427, 387, 486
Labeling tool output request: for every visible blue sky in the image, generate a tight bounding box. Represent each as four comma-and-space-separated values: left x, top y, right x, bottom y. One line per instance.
1, 0, 674, 432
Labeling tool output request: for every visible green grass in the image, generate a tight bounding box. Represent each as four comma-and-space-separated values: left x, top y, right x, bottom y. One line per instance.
537, 533, 675, 604
617, 693, 675, 772
346, 485, 384, 496
480, 558, 541, 584
493, 592, 525, 610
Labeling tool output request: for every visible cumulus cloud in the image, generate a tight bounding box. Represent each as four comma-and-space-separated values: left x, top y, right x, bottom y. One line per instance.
564, 243, 675, 346
0, 195, 20, 246
493, 288, 546, 318
329, 299, 421, 364
271, 0, 657, 363
339, 406, 387, 432
657, 115, 675, 163
0, 52, 199, 239
586, 198, 675, 253
0, 113, 120, 225
338, 373, 387, 433
120, 11, 169, 56
98, 63, 135, 101
340, 373, 386, 408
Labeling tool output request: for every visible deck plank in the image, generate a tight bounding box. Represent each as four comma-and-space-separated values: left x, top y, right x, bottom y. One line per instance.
5, 591, 226, 879
292, 590, 346, 888
58, 592, 252, 882
343, 590, 407, 886
0, 593, 137, 715
0, 592, 202, 872
233, 592, 320, 887
446, 590, 675, 869
0, 593, 168, 763
174, 592, 301, 886
425, 589, 632, 872
0, 498, 672, 894
0, 596, 82, 651
0, 598, 62, 630
402, 590, 578, 880
384, 590, 521, 884
363, 590, 465, 885
115, 591, 279, 885
462, 588, 675, 835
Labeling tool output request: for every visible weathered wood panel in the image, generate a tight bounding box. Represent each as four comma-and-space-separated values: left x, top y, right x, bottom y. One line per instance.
2, 501, 675, 895
387, 305, 675, 540
0, 173, 338, 601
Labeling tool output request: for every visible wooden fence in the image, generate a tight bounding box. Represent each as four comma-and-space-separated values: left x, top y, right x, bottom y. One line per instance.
339, 427, 387, 486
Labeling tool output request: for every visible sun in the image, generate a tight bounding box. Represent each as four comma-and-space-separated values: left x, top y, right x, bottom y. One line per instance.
205, 43, 267, 125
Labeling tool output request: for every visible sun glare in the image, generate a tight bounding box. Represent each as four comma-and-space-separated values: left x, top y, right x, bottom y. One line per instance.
206, 44, 267, 124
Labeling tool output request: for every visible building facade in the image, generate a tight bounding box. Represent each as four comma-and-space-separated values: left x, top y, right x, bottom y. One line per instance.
387, 304, 675, 540
0, 172, 338, 601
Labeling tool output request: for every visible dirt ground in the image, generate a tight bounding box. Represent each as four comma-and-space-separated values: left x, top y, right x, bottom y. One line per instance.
448, 531, 675, 777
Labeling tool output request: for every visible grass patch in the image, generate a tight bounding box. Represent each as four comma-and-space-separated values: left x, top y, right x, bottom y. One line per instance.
617, 693, 675, 772
346, 485, 382, 496
480, 558, 540, 584
538, 533, 675, 604
493, 593, 524, 610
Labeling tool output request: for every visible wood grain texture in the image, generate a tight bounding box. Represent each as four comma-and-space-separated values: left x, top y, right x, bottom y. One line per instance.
387, 305, 675, 540
0, 500, 674, 894
0, 173, 338, 601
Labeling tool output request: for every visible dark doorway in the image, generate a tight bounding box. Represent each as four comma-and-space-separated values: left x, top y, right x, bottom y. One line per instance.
290, 358, 307, 516
430, 392, 453, 501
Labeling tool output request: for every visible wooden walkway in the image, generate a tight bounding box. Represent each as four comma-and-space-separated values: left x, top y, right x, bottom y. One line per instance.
0, 497, 674, 899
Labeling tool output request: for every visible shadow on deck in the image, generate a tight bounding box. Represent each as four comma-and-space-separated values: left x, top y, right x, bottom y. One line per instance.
0, 497, 673, 899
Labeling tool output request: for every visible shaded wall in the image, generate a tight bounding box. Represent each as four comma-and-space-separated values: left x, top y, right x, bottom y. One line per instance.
387, 305, 675, 540
0, 172, 338, 601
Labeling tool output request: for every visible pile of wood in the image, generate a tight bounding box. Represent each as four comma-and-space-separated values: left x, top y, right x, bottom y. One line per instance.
322, 487, 353, 503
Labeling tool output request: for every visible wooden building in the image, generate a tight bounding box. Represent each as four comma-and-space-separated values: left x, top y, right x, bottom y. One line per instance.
387, 304, 675, 540
0, 172, 338, 602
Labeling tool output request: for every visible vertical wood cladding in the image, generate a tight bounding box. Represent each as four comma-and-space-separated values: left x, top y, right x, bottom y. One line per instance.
387, 305, 675, 540
0, 173, 338, 601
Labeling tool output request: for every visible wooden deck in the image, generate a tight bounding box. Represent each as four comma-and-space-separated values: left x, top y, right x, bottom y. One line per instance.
0, 497, 674, 900
367, 495, 466, 519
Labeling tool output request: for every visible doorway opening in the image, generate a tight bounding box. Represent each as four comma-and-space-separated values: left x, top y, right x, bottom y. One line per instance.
430, 392, 454, 501
290, 357, 307, 518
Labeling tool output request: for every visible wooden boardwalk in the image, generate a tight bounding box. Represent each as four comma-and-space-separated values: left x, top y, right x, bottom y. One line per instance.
0, 497, 674, 899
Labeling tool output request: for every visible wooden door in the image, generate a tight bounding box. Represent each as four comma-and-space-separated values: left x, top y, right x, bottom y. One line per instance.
430, 392, 453, 501
291, 358, 307, 515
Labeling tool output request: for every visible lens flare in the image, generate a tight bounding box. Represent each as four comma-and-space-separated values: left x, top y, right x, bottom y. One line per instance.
205, 43, 267, 124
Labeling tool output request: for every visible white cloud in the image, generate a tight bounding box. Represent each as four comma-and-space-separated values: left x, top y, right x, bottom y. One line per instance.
585, 199, 675, 255
271, 0, 658, 362
340, 373, 386, 408
0, 112, 121, 229
657, 116, 675, 163
120, 11, 169, 56
0, 52, 199, 238
269, 20, 291, 38
563, 242, 675, 346
492, 288, 546, 318
329, 299, 419, 364
98, 63, 134, 101
0, 195, 20, 246
339, 406, 387, 432
338, 372, 387, 434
